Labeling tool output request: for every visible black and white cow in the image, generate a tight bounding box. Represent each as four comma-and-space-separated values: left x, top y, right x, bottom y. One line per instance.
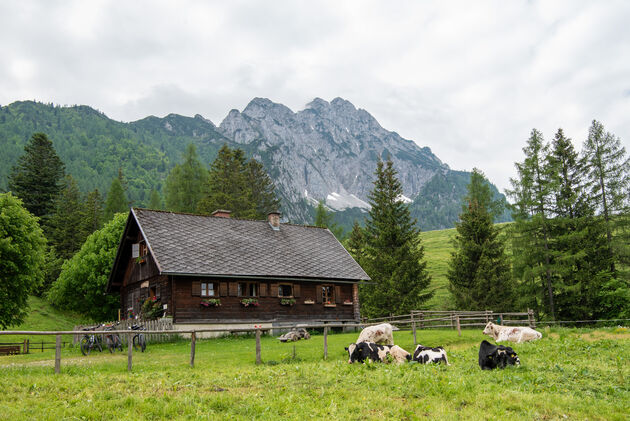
412, 345, 450, 365
478, 340, 520, 370
345, 342, 411, 364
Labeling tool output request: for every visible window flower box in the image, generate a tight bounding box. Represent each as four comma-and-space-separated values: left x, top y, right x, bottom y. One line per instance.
323, 302, 336, 308
280, 298, 296, 306
343, 300, 353, 306
201, 298, 221, 307
241, 298, 259, 307
303, 299, 315, 305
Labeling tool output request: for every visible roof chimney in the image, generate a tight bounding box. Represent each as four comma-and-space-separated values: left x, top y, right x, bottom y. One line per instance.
267, 211, 281, 230
211, 209, 231, 218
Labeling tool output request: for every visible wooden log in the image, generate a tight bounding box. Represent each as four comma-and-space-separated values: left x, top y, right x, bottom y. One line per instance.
324, 325, 330, 355
54, 335, 61, 374
127, 333, 133, 372
255, 329, 261, 365
456, 316, 461, 337
190, 331, 196, 368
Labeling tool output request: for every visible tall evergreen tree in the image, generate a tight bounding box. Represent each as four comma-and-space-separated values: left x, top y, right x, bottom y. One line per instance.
246, 159, 281, 218
165, 144, 208, 213
81, 188, 104, 236
507, 129, 557, 319
345, 221, 366, 265
582, 120, 630, 273
148, 188, 163, 210
447, 169, 514, 311
313, 200, 343, 238
360, 157, 432, 317
104, 177, 128, 222
48, 175, 86, 261
7, 132, 65, 227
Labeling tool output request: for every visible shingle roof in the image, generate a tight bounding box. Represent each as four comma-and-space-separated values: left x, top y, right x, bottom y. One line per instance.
132, 208, 369, 281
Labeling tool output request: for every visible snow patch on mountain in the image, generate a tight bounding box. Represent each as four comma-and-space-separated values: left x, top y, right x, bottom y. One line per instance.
326, 192, 370, 211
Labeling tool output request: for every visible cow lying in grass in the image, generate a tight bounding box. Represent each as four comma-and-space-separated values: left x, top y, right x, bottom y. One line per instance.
483, 322, 542, 343
277, 328, 310, 342
478, 340, 520, 370
345, 342, 411, 364
412, 345, 450, 365
356, 323, 395, 345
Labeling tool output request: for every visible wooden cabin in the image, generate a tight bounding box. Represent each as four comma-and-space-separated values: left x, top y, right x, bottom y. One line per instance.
106, 208, 369, 334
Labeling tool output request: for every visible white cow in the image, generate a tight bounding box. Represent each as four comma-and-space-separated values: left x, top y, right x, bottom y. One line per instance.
356, 323, 395, 345
483, 322, 542, 344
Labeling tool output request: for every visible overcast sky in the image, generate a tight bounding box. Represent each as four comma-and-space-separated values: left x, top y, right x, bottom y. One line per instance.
1, 0, 628, 192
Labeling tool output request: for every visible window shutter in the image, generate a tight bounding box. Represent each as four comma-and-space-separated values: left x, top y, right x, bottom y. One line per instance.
228, 282, 238, 297
192, 281, 201, 296
219, 282, 228, 297
293, 284, 300, 298
259, 283, 267, 297
335, 285, 342, 304
270, 283, 278, 297
316, 285, 323, 303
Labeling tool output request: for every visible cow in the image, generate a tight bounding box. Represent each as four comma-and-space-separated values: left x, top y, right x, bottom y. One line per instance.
483, 322, 542, 344
356, 323, 395, 345
412, 345, 450, 365
345, 342, 411, 364
478, 340, 520, 370
278, 328, 311, 343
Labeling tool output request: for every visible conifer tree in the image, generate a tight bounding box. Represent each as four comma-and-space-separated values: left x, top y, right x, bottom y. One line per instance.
313, 200, 343, 238
448, 169, 514, 311
7, 132, 65, 227
104, 177, 128, 221
48, 175, 86, 261
148, 189, 163, 210
165, 144, 208, 213
345, 221, 366, 265
360, 157, 432, 317
81, 189, 104, 236
582, 120, 630, 273
246, 159, 280, 218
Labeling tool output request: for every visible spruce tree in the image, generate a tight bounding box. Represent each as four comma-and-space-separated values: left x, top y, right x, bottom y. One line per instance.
345, 221, 366, 265
246, 159, 280, 218
582, 120, 630, 273
47, 175, 86, 261
81, 188, 104, 236
165, 144, 208, 213
104, 177, 128, 221
7, 132, 65, 227
360, 157, 432, 317
448, 168, 514, 311
148, 189, 163, 210
313, 200, 343, 238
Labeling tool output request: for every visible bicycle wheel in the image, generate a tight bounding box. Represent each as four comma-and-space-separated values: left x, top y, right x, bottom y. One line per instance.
114, 334, 123, 352
80, 336, 89, 356
133, 334, 140, 351
139, 334, 146, 352
96, 335, 103, 352
106, 335, 115, 353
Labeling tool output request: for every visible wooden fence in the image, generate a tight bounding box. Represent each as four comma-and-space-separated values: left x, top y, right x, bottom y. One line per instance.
73, 318, 174, 345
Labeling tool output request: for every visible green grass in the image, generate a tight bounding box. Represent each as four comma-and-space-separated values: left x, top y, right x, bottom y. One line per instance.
1, 327, 628, 419
420, 228, 457, 310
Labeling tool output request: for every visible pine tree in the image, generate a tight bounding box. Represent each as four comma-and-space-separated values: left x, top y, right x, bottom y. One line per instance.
81, 189, 104, 236
246, 159, 280, 218
7, 132, 65, 227
582, 120, 630, 273
345, 221, 366, 265
165, 144, 208, 213
313, 200, 343, 238
360, 157, 432, 317
148, 189, 163, 210
507, 129, 557, 319
104, 177, 128, 221
447, 169, 514, 311
47, 175, 86, 261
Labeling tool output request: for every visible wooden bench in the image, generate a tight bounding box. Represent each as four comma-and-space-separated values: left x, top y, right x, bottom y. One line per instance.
0, 345, 21, 355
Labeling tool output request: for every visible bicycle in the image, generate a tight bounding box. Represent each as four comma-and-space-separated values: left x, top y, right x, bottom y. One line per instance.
80, 325, 103, 356
104, 323, 123, 353
130, 324, 146, 352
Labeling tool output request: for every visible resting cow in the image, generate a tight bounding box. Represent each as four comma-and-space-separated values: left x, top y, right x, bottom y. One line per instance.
356, 323, 395, 345
483, 322, 542, 344
478, 340, 520, 370
412, 345, 450, 365
277, 328, 311, 342
346, 342, 411, 364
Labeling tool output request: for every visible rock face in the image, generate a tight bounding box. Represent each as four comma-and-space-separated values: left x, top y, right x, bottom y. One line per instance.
219, 97, 449, 221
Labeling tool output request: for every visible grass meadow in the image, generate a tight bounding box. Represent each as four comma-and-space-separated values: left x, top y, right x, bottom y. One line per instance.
1, 326, 628, 420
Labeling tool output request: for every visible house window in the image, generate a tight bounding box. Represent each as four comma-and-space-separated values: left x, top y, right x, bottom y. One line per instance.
278, 284, 293, 297
201, 282, 215, 297
238, 282, 258, 297
322, 285, 335, 304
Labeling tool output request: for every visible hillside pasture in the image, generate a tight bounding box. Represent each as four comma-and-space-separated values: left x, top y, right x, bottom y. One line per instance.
1, 327, 628, 420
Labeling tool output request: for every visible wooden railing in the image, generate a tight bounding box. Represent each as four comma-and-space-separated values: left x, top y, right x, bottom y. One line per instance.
73, 318, 174, 345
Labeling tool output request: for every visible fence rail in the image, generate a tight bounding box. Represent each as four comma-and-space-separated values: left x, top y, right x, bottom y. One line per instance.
73, 318, 174, 345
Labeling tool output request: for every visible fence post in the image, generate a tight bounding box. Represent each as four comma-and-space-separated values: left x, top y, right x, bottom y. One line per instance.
456, 316, 461, 337
54, 335, 61, 374
190, 331, 196, 368
127, 333, 133, 372
411, 311, 417, 346
485, 310, 490, 323
255, 329, 261, 365
23, 339, 27, 354
323, 326, 328, 360
528, 308, 536, 328
420, 312, 424, 329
